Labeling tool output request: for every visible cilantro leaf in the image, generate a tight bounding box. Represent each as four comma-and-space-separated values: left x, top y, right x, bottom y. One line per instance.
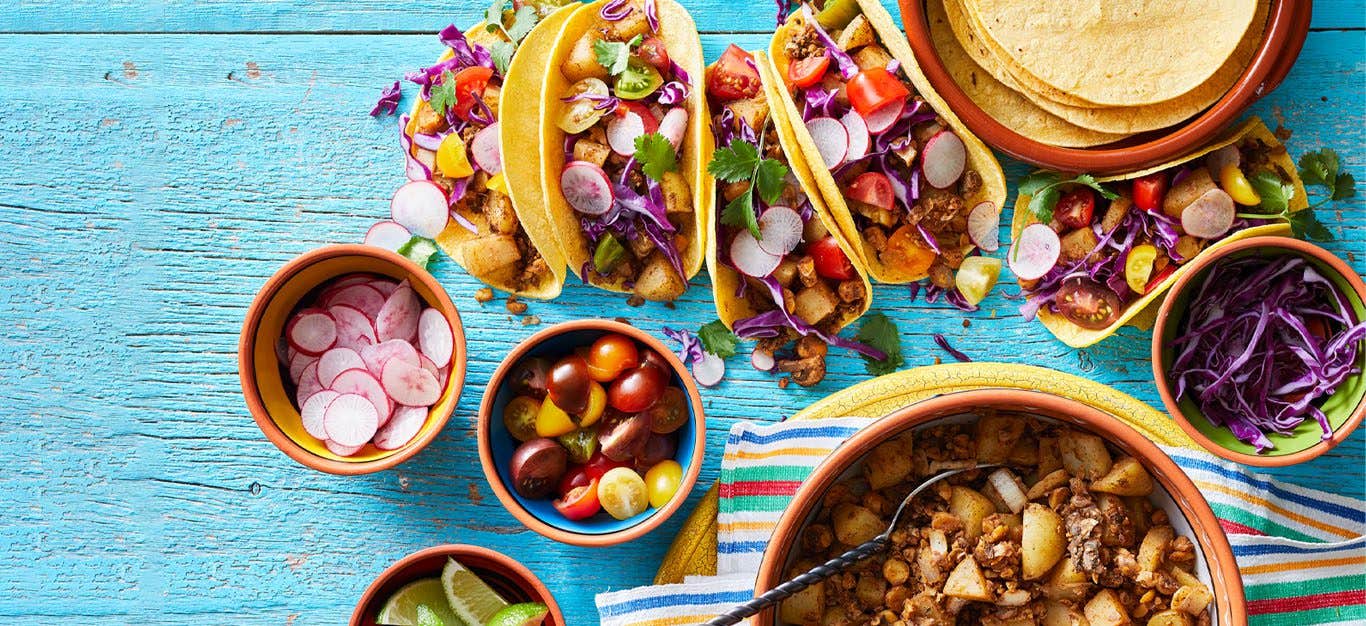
490, 41, 515, 75
427, 70, 458, 116
1333, 172, 1356, 201
1073, 174, 1119, 200
1017, 171, 1061, 196
708, 141, 760, 181
698, 320, 739, 358
635, 133, 677, 182
594, 35, 641, 76
1017, 172, 1115, 223
1298, 149, 1338, 187
1289, 210, 1333, 242
753, 158, 789, 206
398, 236, 440, 269
506, 5, 539, 42
484, 0, 507, 30
855, 312, 903, 376
1248, 170, 1291, 214
721, 186, 760, 239
1027, 186, 1060, 224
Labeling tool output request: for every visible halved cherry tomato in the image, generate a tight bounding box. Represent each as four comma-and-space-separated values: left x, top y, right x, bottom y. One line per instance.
645, 386, 689, 434
586, 333, 641, 382
558, 465, 592, 498
787, 54, 831, 89
846, 172, 895, 211
1055, 188, 1096, 229
614, 101, 659, 134
808, 235, 857, 280
636, 36, 671, 72
1143, 264, 1176, 294
1132, 172, 1168, 213
639, 349, 671, 375
707, 44, 761, 101
584, 451, 630, 480
1055, 277, 1123, 330
847, 68, 909, 117
553, 478, 601, 520
451, 66, 494, 121
609, 364, 667, 413
880, 225, 936, 279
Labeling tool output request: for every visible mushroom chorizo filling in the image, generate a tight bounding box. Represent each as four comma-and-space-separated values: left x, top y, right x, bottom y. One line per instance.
782, 413, 1214, 626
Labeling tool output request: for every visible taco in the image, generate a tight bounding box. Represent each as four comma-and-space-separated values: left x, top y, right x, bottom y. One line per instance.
767, 0, 1007, 293
704, 47, 881, 383
539, 0, 708, 302
401, 4, 573, 299
1010, 117, 1309, 348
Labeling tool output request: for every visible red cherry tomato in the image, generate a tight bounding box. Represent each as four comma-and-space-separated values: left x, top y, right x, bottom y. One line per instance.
558, 465, 592, 497
636, 36, 671, 72
707, 45, 761, 101
552, 478, 601, 520
584, 451, 631, 480
1143, 264, 1176, 294
808, 235, 857, 280
847, 68, 909, 118
450, 66, 494, 121
608, 365, 667, 413
846, 172, 896, 211
639, 349, 671, 376
547, 355, 592, 415
614, 101, 659, 134
1132, 172, 1168, 213
586, 333, 641, 382
1055, 188, 1096, 230
787, 54, 830, 89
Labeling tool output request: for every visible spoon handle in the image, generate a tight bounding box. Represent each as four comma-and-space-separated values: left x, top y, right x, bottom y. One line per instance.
703, 533, 888, 626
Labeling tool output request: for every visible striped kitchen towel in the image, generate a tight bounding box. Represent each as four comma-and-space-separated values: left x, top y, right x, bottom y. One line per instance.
596, 418, 1366, 625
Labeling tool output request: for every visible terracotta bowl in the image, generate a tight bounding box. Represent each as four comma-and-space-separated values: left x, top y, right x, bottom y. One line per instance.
1153, 236, 1366, 467
754, 389, 1245, 625
478, 319, 706, 546
350, 544, 564, 626
897, 0, 1311, 173
239, 244, 466, 474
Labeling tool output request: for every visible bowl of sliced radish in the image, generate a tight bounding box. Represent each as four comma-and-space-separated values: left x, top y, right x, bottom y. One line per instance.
239, 244, 466, 474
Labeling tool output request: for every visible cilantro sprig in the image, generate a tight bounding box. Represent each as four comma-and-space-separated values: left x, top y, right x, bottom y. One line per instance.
635, 133, 677, 182
427, 70, 459, 117
484, 0, 540, 74
594, 34, 643, 76
1017, 172, 1119, 224
1236, 148, 1354, 242
698, 320, 740, 358
855, 312, 903, 376
710, 133, 789, 239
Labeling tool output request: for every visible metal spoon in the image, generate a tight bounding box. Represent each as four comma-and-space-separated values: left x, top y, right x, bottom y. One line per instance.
704, 464, 998, 626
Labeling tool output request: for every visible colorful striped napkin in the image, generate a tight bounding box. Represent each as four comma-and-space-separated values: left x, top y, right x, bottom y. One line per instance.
596, 418, 1365, 625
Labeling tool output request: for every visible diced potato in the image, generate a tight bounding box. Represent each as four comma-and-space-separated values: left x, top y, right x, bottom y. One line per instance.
1044, 600, 1090, 626
854, 575, 886, 609
1022, 503, 1066, 579
1173, 235, 1203, 260
1097, 494, 1135, 547
561, 33, 609, 82
852, 45, 893, 72
1042, 558, 1091, 602
986, 468, 1029, 514
1028, 469, 1070, 501
1145, 610, 1192, 626
660, 171, 693, 214
462, 234, 521, 281
1037, 436, 1062, 477
1059, 227, 1100, 264
1100, 194, 1131, 234
413, 101, 444, 135
1083, 589, 1132, 626
864, 438, 913, 491
1125, 496, 1152, 538
832, 503, 883, 546
480, 84, 501, 117
573, 140, 612, 167
1059, 430, 1113, 480
1008, 435, 1040, 466
633, 252, 686, 301
949, 486, 995, 541
1162, 168, 1217, 219
997, 588, 1032, 607
482, 190, 518, 234
725, 97, 769, 134
1137, 526, 1175, 572
1170, 584, 1212, 615
943, 556, 993, 602
602, 2, 651, 41
836, 15, 876, 51
1092, 456, 1154, 496
794, 281, 840, 326
779, 580, 825, 625
976, 413, 1026, 463
1169, 566, 1202, 588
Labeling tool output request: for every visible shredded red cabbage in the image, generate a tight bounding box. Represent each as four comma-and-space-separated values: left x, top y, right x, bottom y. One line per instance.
645, 0, 660, 31
731, 277, 887, 360
600, 0, 631, 21
934, 334, 972, 362
801, 5, 858, 79
371, 81, 402, 117
398, 115, 432, 181
1168, 255, 1366, 452
437, 24, 494, 71
662, 326, 706, 367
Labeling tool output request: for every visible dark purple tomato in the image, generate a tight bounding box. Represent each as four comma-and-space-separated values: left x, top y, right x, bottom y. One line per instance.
635, 433, 677, 469
1055, 277, 1123, 330
609, 365, 667, 413
508, 357, 551, 399
645, 386, 688, 434
547, 355, 592, 415
598, 413, 652, 462
509, 438, 568, 499
639, 348, 671, 376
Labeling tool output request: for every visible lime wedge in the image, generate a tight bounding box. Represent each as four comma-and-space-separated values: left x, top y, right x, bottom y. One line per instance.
486, 603, 550, 626
375, 578, 463, 626
441, 557, 510, 625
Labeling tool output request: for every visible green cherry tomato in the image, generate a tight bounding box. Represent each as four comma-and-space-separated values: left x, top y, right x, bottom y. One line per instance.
597, 467, 649, 520
644, 460, 683, 508
615, 60, 663, 101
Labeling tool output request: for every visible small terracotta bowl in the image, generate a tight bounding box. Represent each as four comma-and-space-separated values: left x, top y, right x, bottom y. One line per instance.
350, 544, 564, 626
754, 389, 1245, 625
1153, 236, 1366, 467
898, 0, 1311, 173
478, 319, 706, 546
239, 244, 466, 474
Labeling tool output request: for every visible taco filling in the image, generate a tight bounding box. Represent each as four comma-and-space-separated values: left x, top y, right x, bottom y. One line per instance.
553, 0, 697, 301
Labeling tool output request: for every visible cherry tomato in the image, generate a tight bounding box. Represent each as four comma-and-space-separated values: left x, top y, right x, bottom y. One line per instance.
609, 364, 667, 413
639, 349, 671, 376
450, 66, 494, 121
509, 438, 567, 499
635, 433, 677, 468
1055, 277, 1123, 330
557, 426, 599, 464
503, 395, 541, 442
707, 44, 761, 101
1144, 264, 1176, 294
846, 172, 896, 211
636, 36, 671, 72
644, 460, 683, 508
598, 467, 649, 520
508, 357, 551, 399
1055, 188, 1096, 229
584, 451, 631, 480
558, 465, 592, 497
613, 101, 660, 134
645, 386, 689, 434
847, 68, 909, 118
879, 225, 936, 280
808, 235, 857, 280
535, 396, 577, 438
577, 381, 607, 427
787, 54, 831, 89
553, 478, 602, 520
547, 355, 592, 415
1132, 172, 1168, 213
615, 61, 664, 101
586, 333, 641, 382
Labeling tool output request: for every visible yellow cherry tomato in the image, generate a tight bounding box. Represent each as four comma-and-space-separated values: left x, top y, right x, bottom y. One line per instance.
598, 467, 649, 520
486, 171, 508, 194
503, 395, 541, 442
954, 256, 1002, 306
1219, 164, 1261, 206
1125, 244, 1159, 294
436, 133, 474, 179
535, 396, 577, 438
576, 381, 606, 428
644, 460, 683, 508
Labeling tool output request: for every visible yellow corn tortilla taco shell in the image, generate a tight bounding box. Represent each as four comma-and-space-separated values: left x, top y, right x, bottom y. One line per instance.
706, 51, 873, 332
1010, 117, 1308, 349
538, 0, 710, 296
768, 0, 1006, 284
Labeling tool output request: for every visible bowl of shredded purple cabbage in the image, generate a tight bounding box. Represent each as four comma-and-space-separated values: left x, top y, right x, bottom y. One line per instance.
1153, 236, 1366, 466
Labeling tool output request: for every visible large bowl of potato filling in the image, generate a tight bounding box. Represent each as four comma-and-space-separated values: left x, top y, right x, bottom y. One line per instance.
755, 389, 1244, 626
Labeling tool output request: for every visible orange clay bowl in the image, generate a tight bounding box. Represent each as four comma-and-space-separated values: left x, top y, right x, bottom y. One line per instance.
478, 319, 706, 547
897, 0, 1311, 173
754, 389, 1245, 625
1153, 236, 1366, 467
239, 244, 466, 475
350, 544, 565, 626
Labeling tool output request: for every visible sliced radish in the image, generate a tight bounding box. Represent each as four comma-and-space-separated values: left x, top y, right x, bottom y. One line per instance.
381, 358, 442, 407
286, 310, 337, 356
327, 273, 375, 291
658, 108, 688, 149
324, 284, 386, 319
323, 393, 380, 447
607, 111, 646, 156
295, 361, 324, 407
1009, 223, 1062, 281
390, 181, 450, 238
1181, 188, 1235, 239
922, 130, 966, 189
329, 304, 377, 351
470, 123, 502, 174
317, 347, 366, 388
288, 350, 318, 385
805, 117, 848, 168
300, 389, 340, 440
1205, 144, 1240, 178
730, 230, 782, 278
692, 352, 725, 387
560, 161, 614, 216
751, 349, 775, 372
840, 111, 870, 163
325, 439, 365, 457
366, 278, 399, 297
756, 206, 803, 256
329, 368, 393, 427
417, 308, 454, 368
861, 100, 904, 134
418, 354, 441, 380
375, 286, 421, 342
360, 339, 421, 377
374, 405, 429, 450
364, 221, 412, 251
967, 201, 1000, 252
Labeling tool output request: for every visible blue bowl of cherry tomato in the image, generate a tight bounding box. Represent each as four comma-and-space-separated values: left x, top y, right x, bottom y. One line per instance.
477, 319, 706, 546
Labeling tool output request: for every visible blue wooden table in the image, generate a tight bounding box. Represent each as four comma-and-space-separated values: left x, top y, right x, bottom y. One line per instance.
0, 1, 1361, 623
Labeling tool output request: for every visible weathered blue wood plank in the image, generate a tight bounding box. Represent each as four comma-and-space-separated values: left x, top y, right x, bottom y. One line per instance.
0, 26, 1360, 625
